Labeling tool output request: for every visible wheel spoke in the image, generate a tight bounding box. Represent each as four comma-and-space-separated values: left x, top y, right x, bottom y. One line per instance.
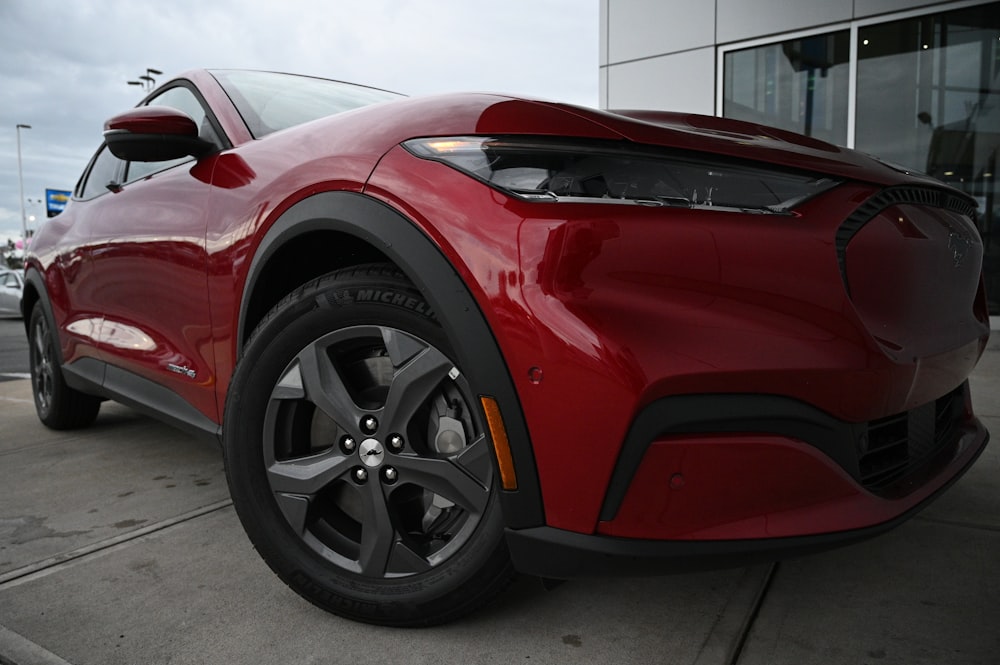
388, 541, 432, 574
34, 328, 45, 358
390, 454, 490, 515
266, 448, 354, 496
273, 493, 311, 535
453, 434, 492, 486
358, 481, 397, 577
380, 328, 453, 432
295, 341, 363, 432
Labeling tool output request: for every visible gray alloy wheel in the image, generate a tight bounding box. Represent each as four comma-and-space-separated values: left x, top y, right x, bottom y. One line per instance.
28, 305, 101, 430
263, 323, 492, 577
224, 265, 514, 626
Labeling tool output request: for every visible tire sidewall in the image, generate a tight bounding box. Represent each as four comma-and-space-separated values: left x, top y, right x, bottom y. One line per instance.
28, 306, 54, 423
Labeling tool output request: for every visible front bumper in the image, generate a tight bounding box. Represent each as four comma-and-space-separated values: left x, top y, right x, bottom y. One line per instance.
506, 391, 989, 576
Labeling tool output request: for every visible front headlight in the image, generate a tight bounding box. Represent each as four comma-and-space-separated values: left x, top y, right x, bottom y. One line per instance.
403, 136, 840, 214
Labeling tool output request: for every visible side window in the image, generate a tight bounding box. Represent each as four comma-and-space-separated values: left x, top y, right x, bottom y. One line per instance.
124, 85, 220, 183
78, 145, 123, 200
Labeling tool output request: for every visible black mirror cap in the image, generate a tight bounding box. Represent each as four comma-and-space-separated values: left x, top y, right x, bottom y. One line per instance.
103, 106, 215, 162
104, 129, 214, 162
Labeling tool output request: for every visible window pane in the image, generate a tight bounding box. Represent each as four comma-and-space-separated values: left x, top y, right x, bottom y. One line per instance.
79, 146, 121, 200
211, 70, 403, 138
856, 3, 1000, 314
723, 31, 850, 144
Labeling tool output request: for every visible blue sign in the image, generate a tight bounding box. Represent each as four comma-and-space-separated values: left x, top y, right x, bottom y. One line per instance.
46, 188, 71, 217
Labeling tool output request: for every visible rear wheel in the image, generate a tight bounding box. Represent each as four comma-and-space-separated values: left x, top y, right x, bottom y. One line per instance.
28, 306, 101, 429
224, 265, 514, 626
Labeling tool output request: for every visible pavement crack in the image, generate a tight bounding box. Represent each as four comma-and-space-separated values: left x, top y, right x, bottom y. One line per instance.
913, 514, 1000, 533
0, 499, 232, 588
727, 561, 779, 665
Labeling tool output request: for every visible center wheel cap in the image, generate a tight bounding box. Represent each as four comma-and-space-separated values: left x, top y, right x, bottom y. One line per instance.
359, 438, 385, 467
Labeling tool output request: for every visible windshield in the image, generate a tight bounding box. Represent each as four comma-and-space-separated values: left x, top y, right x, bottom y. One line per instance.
210, 69, 404, 138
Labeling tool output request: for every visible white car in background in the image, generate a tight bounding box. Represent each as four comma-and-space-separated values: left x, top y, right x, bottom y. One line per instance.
0, 268, 24, 318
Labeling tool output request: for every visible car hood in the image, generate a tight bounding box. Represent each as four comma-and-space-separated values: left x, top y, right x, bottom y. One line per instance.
555, 104, 953, 188
269, 91, 961, 192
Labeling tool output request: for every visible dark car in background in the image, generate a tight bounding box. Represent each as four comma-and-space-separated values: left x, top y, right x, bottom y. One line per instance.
22, 69, 991, 626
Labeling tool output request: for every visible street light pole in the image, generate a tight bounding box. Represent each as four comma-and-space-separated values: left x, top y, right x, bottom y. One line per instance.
127, 67, 163, 92
16, 123, 31, 253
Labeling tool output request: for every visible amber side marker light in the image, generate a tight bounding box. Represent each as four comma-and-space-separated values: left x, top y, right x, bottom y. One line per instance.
480, 396, 518, 490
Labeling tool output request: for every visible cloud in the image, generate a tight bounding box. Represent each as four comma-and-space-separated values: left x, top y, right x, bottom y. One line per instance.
0, 0, 599, 244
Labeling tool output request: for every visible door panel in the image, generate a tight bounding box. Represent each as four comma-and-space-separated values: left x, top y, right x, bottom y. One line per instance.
87, 162, 218, 422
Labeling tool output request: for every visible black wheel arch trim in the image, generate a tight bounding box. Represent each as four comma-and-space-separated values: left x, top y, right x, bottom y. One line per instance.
238, 190, 544, 529
22, 268, 59, 362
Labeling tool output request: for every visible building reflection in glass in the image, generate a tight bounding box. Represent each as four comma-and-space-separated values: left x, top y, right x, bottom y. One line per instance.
723, 2, 999, 314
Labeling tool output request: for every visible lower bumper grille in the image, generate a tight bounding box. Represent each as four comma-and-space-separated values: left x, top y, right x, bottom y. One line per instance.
859, 387, 964, 494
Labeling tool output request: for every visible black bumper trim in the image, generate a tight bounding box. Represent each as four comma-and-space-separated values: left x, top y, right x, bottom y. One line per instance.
506, 523, 882, 578
513, 416, 987, 579
598, 393, 867, 522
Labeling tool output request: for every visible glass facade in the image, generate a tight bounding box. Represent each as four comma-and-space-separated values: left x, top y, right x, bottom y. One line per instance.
723, 2, 1000, 315
724, 31, 851, 145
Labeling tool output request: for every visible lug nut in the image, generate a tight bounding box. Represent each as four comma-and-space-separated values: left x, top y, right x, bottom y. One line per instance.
382, 466, 398, 484
388, 434, 404, 452
354, 467, 368, 484
340, 436, 357, 454
360, 416, 378, 434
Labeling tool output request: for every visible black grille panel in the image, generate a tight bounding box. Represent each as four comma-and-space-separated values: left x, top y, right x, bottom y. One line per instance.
859, 387, 965, 494
835, 185, 978, 291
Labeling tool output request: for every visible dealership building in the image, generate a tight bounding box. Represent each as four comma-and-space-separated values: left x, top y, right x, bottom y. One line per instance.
600, 0, 1000, 315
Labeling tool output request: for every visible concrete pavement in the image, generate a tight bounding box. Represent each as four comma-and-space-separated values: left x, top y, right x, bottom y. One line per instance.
1, 338, 997, 665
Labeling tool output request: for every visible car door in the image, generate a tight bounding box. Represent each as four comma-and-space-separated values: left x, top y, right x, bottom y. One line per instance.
87, 83, 225, 426
41, 143, 125, 369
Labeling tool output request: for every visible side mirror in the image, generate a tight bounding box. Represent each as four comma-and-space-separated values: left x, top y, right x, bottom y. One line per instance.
103, 106, 214, 162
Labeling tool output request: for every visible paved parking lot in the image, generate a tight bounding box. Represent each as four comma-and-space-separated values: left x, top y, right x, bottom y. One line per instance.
1, 337, 998, 665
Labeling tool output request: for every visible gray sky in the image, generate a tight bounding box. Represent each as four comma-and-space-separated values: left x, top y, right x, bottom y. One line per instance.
0, 0, 599, 245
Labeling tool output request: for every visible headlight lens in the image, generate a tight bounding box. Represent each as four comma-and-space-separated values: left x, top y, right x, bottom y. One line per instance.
404, 136, 840, 214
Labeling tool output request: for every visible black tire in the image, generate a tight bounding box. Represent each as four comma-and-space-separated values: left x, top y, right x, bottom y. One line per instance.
28, 305, 101, 429
224, 264, 515, 626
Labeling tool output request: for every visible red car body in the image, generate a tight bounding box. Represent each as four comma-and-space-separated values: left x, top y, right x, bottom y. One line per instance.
23, 69, 990, 621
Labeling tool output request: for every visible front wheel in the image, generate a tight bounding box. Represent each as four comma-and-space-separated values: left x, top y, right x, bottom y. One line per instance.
224, 265, 515, 626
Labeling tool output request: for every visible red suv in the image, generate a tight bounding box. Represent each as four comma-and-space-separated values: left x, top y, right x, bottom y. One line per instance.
23, 69, 991, 626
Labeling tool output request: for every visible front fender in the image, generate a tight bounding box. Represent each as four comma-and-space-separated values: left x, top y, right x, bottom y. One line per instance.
238, 191, 544, 529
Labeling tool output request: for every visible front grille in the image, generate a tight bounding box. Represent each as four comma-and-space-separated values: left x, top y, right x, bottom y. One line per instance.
835, 185, 978, 293
858, 386, 965, 494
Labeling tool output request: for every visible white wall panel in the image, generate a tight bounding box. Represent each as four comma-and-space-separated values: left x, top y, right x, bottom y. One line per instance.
716, 0, 852, 43
854, 0, 944, 17
605, 47, 716, 114
607, 0, 715, 63
600, 66, 609, 108
600, 0, 610, 65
